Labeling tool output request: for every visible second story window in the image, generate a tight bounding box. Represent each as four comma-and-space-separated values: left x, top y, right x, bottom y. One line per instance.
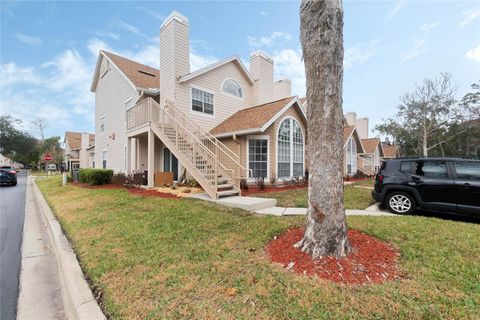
100, 116, 106, 133
191, 87, 214, 115
222, 79, 243, 98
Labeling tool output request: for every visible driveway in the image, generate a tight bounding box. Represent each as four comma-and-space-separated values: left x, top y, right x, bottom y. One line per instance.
0, 170, 27, 320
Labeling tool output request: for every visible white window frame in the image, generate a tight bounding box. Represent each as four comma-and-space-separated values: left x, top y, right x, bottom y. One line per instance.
276, 116, 305, 181
100, 115, 106, 134
190, 85, 215, 118
346, 137, 357, 175
246, 135, 270, 182
220, 78, 244, 100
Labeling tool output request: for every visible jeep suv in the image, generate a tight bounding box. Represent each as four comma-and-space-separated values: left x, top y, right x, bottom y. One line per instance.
372, 158, 480, 216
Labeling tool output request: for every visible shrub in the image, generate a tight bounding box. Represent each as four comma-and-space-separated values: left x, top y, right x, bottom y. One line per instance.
255, 177, 265, 190
240, 179, 248, 191
111, 172, 128, 186
269, 172, 277, 186
79, 169, 113, 186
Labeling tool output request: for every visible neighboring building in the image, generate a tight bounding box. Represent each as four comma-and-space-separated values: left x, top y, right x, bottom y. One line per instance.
382, 143, 400, 159
63, 131, 95, 170
343, 126, 365, 176
359, 138, 384, 174
90, 11, 304, 199
0, 154, 22, 168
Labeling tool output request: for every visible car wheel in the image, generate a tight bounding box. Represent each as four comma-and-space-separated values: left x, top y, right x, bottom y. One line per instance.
12, 181, 17, 186
386, 191, 415, 215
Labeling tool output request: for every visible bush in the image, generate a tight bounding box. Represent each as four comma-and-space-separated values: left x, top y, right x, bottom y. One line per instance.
79, 169, 113, 185
255, 177, 265, 190
111, 172, 128, 186
240, 179, 248, 192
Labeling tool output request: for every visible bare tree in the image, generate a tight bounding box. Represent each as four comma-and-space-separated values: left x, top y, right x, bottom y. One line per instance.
31, 117, 48, 142
376, 73, 458, 157
295, 0, 350, 259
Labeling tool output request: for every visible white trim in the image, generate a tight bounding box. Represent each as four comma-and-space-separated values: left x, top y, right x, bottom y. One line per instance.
179, 56, 254, 85
260, 97, 307, 132
220, 78, 244, 100
214, 128, 262, 138
189, 85, 215, 118
124, 97, 134, 111
91, 51, 137, 92
160, 11, 189, 30
275, 116, 305, 180
246, 135, 270, 182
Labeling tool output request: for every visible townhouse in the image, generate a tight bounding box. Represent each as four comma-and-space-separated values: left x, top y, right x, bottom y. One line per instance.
63, 131, 95, 171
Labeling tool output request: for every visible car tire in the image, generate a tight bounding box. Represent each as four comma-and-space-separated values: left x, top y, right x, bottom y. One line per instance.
386, 191, 416, 215
12, 181, 17, 186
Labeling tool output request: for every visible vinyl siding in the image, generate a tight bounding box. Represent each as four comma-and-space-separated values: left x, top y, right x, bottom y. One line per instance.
174, 62, 255, 131
94, 54, 139, 172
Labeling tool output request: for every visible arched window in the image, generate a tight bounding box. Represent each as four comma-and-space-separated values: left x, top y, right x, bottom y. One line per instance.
222, 79, 243, 98
277, 118, 304, 178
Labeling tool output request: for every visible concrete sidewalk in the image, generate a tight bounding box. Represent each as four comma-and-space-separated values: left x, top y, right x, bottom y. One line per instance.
17, 177, 105, 320
255, 203, 396, 216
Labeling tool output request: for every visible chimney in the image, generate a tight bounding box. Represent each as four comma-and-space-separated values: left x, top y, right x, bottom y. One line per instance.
273, 79, 291, 100
249, 50, 274, 105
356, 117, 369, 139
160, 11, 190, 104
345, 112, 357, 127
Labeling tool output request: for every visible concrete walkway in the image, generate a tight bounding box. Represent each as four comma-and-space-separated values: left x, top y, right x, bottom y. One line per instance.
190, 192, 395, 217
17, 177, 105, 320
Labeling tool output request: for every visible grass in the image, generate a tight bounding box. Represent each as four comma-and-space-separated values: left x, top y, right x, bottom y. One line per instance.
252, 185, 376, 209
37, 176, 480, 320
351, 178, 375, 187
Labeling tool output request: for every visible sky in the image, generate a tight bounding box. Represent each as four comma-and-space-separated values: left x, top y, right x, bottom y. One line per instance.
1, 0, 479, 140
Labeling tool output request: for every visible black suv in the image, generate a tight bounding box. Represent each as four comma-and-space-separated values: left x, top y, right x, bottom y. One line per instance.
373, 158, 480, 216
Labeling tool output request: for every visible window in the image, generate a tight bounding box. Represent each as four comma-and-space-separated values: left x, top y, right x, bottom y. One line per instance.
222, 79, 243, 98
346, 137, 357, 175
454, 161, 480, 180
100, 116, 105, 133
414, 161, 447, 178
277, 118, 304, 178
400, 161, 412, 173
191, 88, 214, 115
248, 139, 268, 178
102, 151, 107, 169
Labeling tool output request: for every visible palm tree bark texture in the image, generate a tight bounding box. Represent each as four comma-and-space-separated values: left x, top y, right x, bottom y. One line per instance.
295, 0, 350, 259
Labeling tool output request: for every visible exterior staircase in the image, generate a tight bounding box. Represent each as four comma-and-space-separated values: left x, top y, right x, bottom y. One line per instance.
357, 155, 375, 176
127, 98, 247, 199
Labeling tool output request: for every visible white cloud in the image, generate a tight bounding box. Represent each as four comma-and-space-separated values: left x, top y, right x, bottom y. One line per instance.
190, 49, 217, 72
247, 32, 292, 48
94, 31, 119, 40
459, 8, 480, 27
400, 39, 426, 63
113, 20, 151, 41
385, 0, 406, 23
465, 45, 480, 62
344, 44, 377, 70
15, 32, 42, 46
87, 37, 112, 57
272, 48, 305, 97
420, 22, 440, 32
136, 7, 165, 21
0, 62, 41, 86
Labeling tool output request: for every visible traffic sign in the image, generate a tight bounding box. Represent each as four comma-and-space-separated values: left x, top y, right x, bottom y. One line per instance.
44, 154, 52, 161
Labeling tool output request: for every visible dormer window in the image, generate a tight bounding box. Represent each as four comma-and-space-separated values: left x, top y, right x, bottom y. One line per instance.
222, 79, 243, 98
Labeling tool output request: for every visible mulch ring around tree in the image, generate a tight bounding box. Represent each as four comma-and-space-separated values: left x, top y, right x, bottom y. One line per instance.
242, 184, 307, 196
266, 228, 403, 285
72, 182, 179, 198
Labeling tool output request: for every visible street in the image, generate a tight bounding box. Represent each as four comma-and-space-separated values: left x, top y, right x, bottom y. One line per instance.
0, 171, 27, 320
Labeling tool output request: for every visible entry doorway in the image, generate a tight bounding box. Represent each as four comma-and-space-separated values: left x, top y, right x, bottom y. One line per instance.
163, 148, 178, 181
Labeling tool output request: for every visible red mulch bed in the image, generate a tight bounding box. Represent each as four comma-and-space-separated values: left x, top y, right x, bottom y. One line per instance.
242, 184, 307, 196
72, 182, 179, 198
266, 227, 402, 285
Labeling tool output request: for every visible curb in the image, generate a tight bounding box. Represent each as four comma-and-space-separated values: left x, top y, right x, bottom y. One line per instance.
30, 177, 106, 320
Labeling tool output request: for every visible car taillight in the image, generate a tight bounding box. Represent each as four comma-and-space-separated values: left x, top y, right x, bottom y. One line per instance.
377, 175, 384, 182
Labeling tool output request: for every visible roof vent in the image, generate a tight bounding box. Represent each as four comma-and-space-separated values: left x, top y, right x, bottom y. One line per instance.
138, 70, 156, 77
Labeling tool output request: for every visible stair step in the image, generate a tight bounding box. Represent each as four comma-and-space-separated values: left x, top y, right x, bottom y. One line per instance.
217, 189, 239, 198
217, 183, 234, 190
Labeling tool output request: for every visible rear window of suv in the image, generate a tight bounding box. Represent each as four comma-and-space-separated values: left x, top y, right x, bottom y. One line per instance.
454, 161, 480, 180
414, 161, 448, 178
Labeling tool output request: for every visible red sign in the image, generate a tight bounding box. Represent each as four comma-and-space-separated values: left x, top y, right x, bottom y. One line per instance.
44, 154, 52, 161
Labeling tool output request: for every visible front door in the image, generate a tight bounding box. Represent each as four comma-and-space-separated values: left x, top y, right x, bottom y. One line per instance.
411, 160, 456, 212
452, 161, 480, 215
163, 148, 178, 181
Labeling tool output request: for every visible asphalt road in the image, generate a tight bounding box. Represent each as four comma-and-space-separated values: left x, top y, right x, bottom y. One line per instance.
0, 171, 27, 320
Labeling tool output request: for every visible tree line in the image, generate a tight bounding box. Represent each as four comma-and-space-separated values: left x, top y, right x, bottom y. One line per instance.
375, 74, 479, 157
0, 115, 63, 168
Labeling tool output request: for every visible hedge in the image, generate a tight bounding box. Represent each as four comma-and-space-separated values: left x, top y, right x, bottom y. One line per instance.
78, 169, 113, 185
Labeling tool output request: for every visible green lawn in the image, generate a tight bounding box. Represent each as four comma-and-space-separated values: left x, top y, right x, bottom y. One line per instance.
252, 185, 375, 209
37, 176, 480, 320
352, 178, 375, 188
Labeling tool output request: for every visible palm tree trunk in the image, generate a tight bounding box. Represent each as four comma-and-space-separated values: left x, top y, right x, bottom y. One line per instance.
295, 0, 350, 259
